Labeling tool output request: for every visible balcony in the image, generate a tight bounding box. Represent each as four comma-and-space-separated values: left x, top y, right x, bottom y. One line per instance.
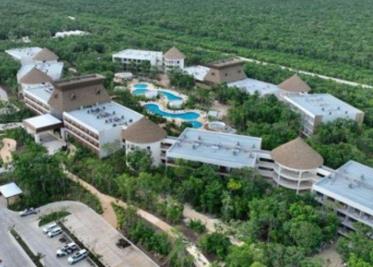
276, 177, 313, 191
273, 165, 317, 181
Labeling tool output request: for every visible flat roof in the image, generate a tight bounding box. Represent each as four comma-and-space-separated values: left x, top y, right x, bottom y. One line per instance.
23, 114, 62, 130
184, 65, 210, 82
5, 47, 42, 61
18, 62, 64, 81
228, 78, 279, 96
23, 83, 54, 105
313, 160, 373, 215
285, 94, 363, 121
0, 182, 22, 198
64, 101, 143, 134
112, 49, 162, 60
167, 128, 262, 168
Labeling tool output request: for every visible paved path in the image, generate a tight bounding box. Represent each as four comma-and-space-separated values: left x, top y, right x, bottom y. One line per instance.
0, 208, 35, 267
64, 169, 210, 267
238, 56, 373, 89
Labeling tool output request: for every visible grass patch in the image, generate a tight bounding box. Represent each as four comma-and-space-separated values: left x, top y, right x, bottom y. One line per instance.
187, 219, 206, 234
38, 210, 70, 226
10, 228, 44, 267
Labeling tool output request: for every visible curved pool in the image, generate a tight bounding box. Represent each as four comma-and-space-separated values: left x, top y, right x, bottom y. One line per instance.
134, 83, 148, 90
132, 88, 149, 96
159, 90, 183, 101
145, 103, 200, 120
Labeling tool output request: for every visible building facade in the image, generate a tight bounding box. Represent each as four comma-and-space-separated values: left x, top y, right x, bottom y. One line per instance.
313, 161, 373, 234
163, 47, 185, 71
284, 94, 365, 136
204, 58, 247, 84
112, 49, 164, 70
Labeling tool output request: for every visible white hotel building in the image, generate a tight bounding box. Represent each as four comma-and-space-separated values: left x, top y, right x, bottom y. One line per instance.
284, 93, 365, 136
112, 47, 185, 71
313, 161, 373, 234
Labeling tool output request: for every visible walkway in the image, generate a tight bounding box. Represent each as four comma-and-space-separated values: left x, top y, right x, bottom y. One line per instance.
64, 169, 210, 267
238, 56, 373, 89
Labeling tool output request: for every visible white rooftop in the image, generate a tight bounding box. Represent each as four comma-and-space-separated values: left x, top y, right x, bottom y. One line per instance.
167, 128, 262, 168
54, 30, 89, 38
17, 62, 64, 82
285, 93, 363, 122
228, 78, 279, 96
23, 83, 54, 106
0, 182, 22, 198
314, 161, 373, 215
5, 47, 42, 62
184, 65, 210, 82
24, 114, 62, 130
64, 101, 143, 134
112, 49, 163, 60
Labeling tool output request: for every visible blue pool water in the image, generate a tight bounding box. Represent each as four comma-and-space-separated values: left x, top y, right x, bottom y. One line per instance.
189, 121, 203, 128
132, 89, 149, 96
134, 83, 148, 90
145, 103, 200, 121
159, 90, 182, 101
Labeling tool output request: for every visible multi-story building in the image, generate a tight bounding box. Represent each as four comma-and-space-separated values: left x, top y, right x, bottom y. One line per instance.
112, 49, 164, 70
5, 47, 43, 65
270, 137, 325, 193
166, 128, 262, 174
163, 47, 185, 71
204, 58, 247, 84
63, 101, 143, 158
313, 161, 373, 234
284, 93, 365, 136
122, 117, 167, 166
22, 83, 54, 114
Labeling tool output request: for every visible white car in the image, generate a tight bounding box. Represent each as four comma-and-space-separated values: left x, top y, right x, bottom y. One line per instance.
48, 227, 62, 238
67, 249, 88, 265
42, 222, 58, 234
56, 242, 79, 257
19, 208, 39, 217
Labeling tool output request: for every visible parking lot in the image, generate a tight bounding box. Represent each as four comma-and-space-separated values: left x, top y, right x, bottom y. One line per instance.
0, 200, 157, 267
10, 211, 93, 267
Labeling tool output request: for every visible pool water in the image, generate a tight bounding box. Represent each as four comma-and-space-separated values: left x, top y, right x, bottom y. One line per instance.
132, 89, 149, 96
159, 90, 182, 101
145, 103, 200, 121
134, 83, 148, 90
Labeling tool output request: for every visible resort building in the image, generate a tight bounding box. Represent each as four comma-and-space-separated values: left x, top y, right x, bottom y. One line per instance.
204, 58, 247, 84
166, 128, 262, 174
284, 93, 365, 136
122, 117, 167, 166
22, 83, 54, 114
271, 137, 324, 193
183, 65, 211, 82
5, 47, 43, 65
48, 74, 112, 118
278, 74, 311, 99
228, 78, 279, 96
18, 67, 53, 87
23, 114, 63, 143
313, 161, 373, 234
63, 101, 143, 158
112, 49, 163, 69
163, 47, 185, 71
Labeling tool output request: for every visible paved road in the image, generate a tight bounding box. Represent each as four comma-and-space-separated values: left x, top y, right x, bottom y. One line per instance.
238, 56, 373, 89
0, 205, 91, 267
0, 208, 34, 267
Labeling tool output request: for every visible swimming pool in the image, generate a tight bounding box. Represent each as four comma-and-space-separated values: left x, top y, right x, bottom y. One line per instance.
159, 90, 183, 101
134, 83, 148, 90
145, 103, 200, 121
132, 88, 149, 96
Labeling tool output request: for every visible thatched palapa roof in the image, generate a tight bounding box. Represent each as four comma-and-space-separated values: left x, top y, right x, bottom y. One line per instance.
122, 117, 167, 144
278, 74, 311, 93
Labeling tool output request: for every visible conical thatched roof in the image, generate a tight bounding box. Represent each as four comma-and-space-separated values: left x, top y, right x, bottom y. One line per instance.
20, 67, 53, 84
278, 74, 311, 93
271, 137, 323, 170
33, 48, 59, 61
164, 47, 185, 60
122, 117, 167, 144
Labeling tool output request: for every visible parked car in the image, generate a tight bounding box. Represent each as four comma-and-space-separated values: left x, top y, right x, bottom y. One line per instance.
48, 227, 62, 238
67, 249, 88, 265
42, 222, 58, 234
56, 242, 79, 257
19, 208, 39, 217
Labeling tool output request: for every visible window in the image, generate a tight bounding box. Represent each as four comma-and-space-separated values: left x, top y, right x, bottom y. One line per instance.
225, 73, 228, 77
70, 93, 76, 100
